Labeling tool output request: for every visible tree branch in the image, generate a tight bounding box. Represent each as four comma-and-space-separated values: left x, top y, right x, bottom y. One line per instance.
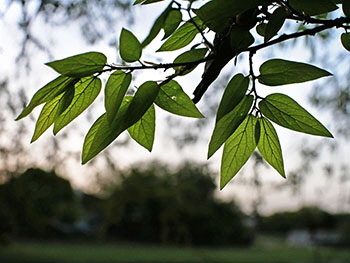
247, 17, 350, 54
103, 57, 212, 73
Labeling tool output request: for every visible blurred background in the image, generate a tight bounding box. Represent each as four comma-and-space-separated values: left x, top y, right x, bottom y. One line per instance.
0, 0, 349, 262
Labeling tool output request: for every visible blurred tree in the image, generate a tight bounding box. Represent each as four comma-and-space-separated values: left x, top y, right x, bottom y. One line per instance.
101, 163, 253, 246
0, 168, 78, 241
260, 206, 336, 234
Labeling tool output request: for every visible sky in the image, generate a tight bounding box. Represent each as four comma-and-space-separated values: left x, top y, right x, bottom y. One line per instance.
0, 0, 349, 215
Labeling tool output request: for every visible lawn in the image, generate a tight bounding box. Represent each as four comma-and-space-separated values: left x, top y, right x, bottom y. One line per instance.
1, 236, 350, 263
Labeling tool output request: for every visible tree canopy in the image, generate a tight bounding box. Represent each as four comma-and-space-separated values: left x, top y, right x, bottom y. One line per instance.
16, 0, 350, 189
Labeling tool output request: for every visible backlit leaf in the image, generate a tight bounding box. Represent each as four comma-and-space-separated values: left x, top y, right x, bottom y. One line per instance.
53, 77, 102, 134
341, 33, 350, 51
155, 80, 204, 118
194, 0, 264, 33
125, 81, 160, 127
45, 52, 106, 78
162, 9, 183, 40
216, 73, 250, 122
31, 90, 72, 142
120, 28, 142, 62
173, 48, 208, 75
141, 4, 172, 47
343, 0, 350, 17
230, 27, 255, 51
221, 115, 259, 189
289, 0, 338, 15
157, 17, 206, 52
82, 97, 133, 164
259, 93, 333, 137
256, 23, 267, 37
134, 0, 166, 5
128, 104, 156, 151
257, 117, 285, 178
208, 95, 253, 158
258, 59, 332, 86
105, 71, 132, 123
16, 76, 77, 120
264, 7, 286, 42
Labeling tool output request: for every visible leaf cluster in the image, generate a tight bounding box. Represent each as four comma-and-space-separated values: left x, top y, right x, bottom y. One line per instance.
17, 0, 350, 189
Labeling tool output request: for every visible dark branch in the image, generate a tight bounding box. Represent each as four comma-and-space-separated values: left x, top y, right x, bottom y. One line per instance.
247, 17, 350, 54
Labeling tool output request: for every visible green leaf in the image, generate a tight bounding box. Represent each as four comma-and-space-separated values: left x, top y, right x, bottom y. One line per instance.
264, 7, 286, 42
45, 52, 106, 78
341, 33, 350, 52
134, 0, 166, 5
257, 117, 285, 177
208, 95, 253, 158
162, 9, 183, 40
259, 93, 333, 137
125, 81, 160, 127
258, 59, 332, 86
173, 48, 208, 75
105, 71, 132, 123
288, 0, 338, 15
221, 115, 259, 189
82, 97, 133, 164
256, 23, 267, 37
157, 17, 206, 52
343, 0, 350, 17
216, 73, 250, 122
194, 0, 262, 33
53, 77, 102, 134
230, 27, 255, 51
16, 76, 77, 120
155, 80, 204, 118
120, 28, 142, 62
127, 104, 156, 151
141, 4, 172, 47
31, 90, 73, 142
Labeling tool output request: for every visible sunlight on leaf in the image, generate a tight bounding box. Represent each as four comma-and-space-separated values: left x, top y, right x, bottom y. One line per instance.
208, 95, 253, 158
157, 17, 206, 52
120, 28, 142, 62
257, 117, 285, 178
128, 104, 156, 151
54, 77, 102, 134
258, 59, 332, 86
221, 115, 259, 189
155, 80, 204, 118
216, 73, 249, 122
45, 52, 106, 78
105, 71, 132, 123
259, 93, 333, 137
82, 97, 133, 164
16, 76, 77, 120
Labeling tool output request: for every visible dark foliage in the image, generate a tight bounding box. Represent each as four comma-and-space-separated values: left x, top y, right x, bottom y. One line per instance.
101, 164, 253, 246
0, 168, 77, 241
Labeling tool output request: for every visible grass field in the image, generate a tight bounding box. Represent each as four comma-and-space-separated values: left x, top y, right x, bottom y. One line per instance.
1, 236, 350, 263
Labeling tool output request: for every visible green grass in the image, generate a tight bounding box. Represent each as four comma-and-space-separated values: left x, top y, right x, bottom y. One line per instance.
1, 237, 350, 263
